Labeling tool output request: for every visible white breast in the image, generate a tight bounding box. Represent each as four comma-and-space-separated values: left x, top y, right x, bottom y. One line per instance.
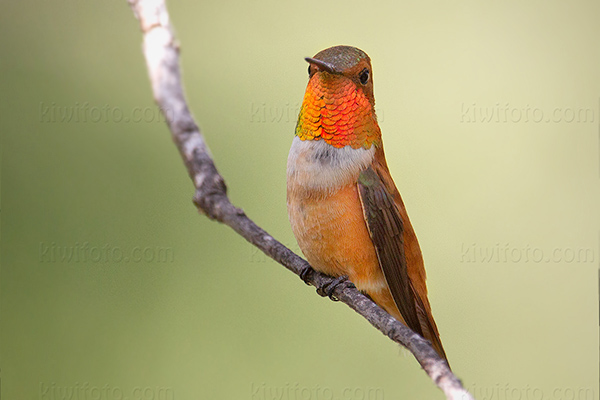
286, 137, 375, 194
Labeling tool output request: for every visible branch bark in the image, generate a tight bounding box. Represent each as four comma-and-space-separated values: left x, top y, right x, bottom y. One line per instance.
127, 1, 475, 399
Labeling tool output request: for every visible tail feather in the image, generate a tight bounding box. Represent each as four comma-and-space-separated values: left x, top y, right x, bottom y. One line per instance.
368, 287, 449, 366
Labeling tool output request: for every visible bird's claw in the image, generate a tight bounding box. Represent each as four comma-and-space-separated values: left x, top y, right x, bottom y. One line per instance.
316, 275, 354, 301
299, 266, 313, 285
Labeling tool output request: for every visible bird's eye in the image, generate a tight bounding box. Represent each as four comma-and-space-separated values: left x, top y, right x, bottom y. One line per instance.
308, 65, 312, 76
359, 68, 370, 85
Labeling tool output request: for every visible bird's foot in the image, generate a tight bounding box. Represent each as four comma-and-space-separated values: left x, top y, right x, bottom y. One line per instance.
316, 275, 355, 301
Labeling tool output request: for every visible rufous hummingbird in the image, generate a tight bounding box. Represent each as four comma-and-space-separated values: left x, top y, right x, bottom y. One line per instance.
287, 45, 448, 362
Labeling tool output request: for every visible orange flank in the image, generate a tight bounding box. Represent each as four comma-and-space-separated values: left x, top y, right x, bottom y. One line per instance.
288, 181, 385, 291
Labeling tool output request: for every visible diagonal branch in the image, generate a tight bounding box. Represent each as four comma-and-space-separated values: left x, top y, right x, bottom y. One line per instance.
127, 1, 475, 399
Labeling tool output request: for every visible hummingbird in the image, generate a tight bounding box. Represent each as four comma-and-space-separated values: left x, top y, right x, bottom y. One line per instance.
287, 45, 448, 362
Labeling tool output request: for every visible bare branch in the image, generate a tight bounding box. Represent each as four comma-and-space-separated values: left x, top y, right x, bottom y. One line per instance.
127, 1, 475, 398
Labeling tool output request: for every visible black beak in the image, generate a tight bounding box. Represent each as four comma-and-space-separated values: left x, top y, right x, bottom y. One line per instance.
305, 57, 336, 74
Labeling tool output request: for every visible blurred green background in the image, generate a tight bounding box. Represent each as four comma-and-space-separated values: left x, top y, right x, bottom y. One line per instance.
1, 0, 599, 399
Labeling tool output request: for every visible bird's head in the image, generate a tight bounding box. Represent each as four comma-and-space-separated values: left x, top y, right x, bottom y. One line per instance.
296, 45, 381, 149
